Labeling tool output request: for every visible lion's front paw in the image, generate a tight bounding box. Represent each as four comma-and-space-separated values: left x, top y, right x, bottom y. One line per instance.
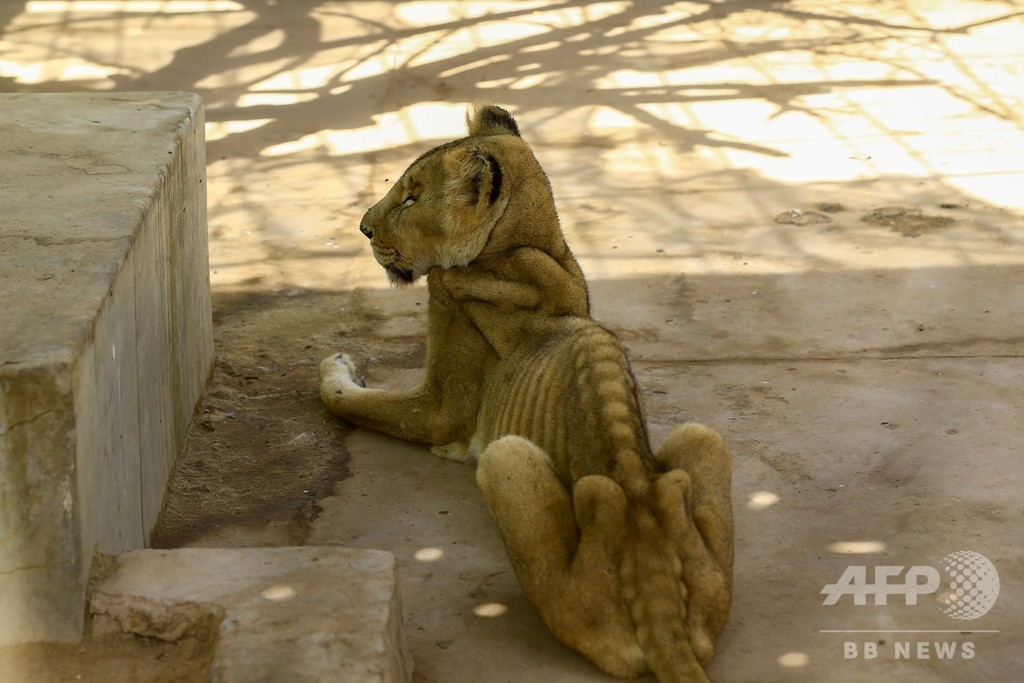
431, 442, 472, 463
319, 352, 367, 391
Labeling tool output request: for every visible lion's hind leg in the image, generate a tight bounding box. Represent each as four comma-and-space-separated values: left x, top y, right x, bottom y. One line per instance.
476, 436, 645, 678
653, 423, 734, 664
655, 423, 733, 576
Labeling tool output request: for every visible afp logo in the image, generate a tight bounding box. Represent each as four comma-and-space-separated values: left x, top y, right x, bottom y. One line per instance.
821, 551, 999, 620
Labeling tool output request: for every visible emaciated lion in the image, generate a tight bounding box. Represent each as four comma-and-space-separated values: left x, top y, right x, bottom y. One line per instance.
320, 104, 733, 682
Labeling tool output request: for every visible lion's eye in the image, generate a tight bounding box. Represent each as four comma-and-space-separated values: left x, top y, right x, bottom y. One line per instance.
402, 193, 416, 207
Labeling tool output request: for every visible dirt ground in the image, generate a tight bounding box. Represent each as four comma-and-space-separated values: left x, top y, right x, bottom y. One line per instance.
2, 1, 1024, 681
153, 289, 367, 551
0, 635, 212, 683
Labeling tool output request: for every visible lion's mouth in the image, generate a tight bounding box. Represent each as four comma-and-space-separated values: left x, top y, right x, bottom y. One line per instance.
372, 245, 415, 285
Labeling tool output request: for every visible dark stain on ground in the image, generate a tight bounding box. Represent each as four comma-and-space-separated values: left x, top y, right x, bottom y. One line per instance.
152, 355, 354, 548
861, 206, 955, 237
153, 286, 427, 548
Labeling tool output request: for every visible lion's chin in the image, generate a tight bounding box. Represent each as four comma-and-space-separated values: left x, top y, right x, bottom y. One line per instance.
384, 263, 416, 286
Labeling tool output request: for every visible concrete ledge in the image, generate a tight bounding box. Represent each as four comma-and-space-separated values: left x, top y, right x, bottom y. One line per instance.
0, 92, 212, 644
91, 547, 412, 683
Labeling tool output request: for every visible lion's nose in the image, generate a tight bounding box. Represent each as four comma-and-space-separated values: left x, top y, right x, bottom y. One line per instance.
359, 223, 373, 240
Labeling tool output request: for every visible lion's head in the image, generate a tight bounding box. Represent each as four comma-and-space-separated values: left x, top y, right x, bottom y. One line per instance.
358, 104, 549, 286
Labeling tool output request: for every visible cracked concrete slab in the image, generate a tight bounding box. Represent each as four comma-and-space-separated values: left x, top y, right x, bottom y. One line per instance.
91, 547, 411, 683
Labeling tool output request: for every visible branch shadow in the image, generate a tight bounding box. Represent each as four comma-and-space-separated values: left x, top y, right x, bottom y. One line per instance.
3, 0, 1018, 160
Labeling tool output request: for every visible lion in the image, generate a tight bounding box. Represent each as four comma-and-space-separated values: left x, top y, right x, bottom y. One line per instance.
320, 104, 733, 682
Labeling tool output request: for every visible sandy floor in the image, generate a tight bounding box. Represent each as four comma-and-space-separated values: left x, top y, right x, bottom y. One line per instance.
2, 1, 1023, 681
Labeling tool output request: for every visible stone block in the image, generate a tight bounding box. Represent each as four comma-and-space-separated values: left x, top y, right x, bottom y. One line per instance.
0, 92, 213, 643
91, 547, 412, 683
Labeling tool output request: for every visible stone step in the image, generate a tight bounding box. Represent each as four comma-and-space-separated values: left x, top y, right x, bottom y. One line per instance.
91, 547, 412, 683
0, 92, 213, 644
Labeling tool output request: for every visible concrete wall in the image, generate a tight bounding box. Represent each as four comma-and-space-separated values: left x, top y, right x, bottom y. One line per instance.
0, 92, 213, 644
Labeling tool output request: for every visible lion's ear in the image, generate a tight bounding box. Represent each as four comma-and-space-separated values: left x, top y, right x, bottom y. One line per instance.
442, 146, 504, 207
466, 103, 520, 137
440, 146, 506, 266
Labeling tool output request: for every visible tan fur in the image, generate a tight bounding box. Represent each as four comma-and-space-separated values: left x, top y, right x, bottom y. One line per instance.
320, 104, 733, 681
